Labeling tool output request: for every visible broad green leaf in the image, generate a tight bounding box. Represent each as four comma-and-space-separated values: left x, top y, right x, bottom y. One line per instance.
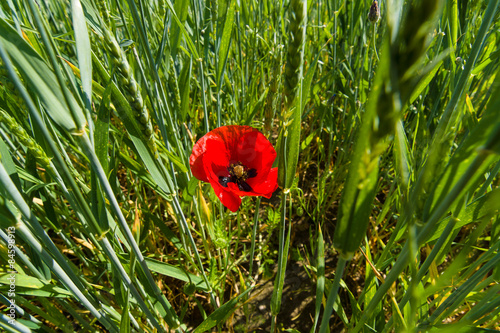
0, 273, 72, 297
119, 297, 131, 333
14, 166, 46, 186
92, 81, 113, 231
0, 18, 84, 131
119, 263, 131, 333
94, 82, 112, 174
447, 0, 458, 48
393, 120, 410, 190
179, 57, 192, 122
0, 194, 19, 228
408, 57, 443, 105
145, 258, 209, 291
163, 149, 188, 173
313, 227, 325, 332
0, 137, 20, 189
8, 287, 71, 298
471, 39, 500, 75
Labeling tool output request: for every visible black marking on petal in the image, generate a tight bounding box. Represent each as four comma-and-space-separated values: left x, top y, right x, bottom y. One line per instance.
238, 181, 252, 192
247, 168, 257, 178
219, 176, 230, 187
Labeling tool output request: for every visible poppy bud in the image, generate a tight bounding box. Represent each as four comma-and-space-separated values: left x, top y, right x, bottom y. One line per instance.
183, 282, 196, 296
368, 0, 380, 23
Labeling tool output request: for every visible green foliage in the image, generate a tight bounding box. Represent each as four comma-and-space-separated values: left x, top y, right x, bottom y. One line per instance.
0, 0, 499, 332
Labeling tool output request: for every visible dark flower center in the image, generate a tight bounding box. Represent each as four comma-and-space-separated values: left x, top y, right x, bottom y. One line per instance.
218, 162, 257, 191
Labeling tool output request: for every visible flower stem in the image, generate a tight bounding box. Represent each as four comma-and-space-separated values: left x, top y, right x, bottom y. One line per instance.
372, 22, 379, 62
270, 189, 291, 332
249, 197, 262, 278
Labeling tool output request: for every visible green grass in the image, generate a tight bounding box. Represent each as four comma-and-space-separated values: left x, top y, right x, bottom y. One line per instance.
1, 0, 500, 332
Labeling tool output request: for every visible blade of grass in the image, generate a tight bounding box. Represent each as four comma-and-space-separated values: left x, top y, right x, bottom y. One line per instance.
0, 314, 32, 333
192, 287, 253, 333
319, 258, 347, 333
71, 0, 93, 138
312, 226, 325, 332
0, 18, 84, 131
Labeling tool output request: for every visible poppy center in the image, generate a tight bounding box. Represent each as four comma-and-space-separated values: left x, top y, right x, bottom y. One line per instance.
229, 162, 254, 181
218, 162, 257, 191
232, 165, 245, 178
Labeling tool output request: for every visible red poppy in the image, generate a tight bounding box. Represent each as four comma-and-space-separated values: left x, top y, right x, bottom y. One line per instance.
190, 125, 278, 212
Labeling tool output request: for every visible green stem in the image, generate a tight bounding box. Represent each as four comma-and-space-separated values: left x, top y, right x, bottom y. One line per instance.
318, 257, 347, 333
249, 197, 262, 277
372, 23, 379, 62
270, 189, 290, 332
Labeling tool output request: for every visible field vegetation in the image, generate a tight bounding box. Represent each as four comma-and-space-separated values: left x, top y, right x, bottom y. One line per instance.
0, 0, 500, 332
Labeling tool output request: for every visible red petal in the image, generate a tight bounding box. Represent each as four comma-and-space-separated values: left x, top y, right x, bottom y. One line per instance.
224, 167, 278, 198
245, 167, 278, 198
209, 178, 242, 212
190, 133, 228, 182
203, 139, 230, 176
202, 149, 241, 211
227, 182, 249, 197
209, 125, 260, 153
225, 182, 261, 198
190, 154, 209, 182
234, 131, 277, 174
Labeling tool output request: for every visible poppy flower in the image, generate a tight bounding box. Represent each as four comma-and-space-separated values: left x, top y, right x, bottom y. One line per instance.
190, 125, 278, 212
